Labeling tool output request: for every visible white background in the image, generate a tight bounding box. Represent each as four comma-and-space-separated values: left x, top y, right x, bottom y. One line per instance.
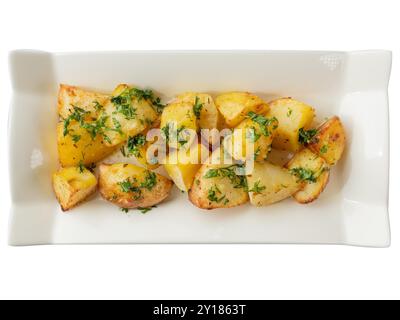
0, 0, 398, 300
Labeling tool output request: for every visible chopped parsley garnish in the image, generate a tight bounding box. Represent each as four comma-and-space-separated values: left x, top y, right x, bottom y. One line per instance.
247, 112, 278, 137
193, 96, 203, 119
298, 128, 318, 145
117, 171, 157, 201
140, 171, 157, 190
111, 87, 164, 116
161, 123, 188, 146
77, 161, 85, 173
207, 185, 228, 204
111, 117, 123, 135
93, 101, 103, 112
248, 181, 266, 194
123, 134, 146, 158
204, 165, 248, 190
289, 167, 317, 183
63, 106, 89, 136
254, 146, 261, 159
71, 134, 81, 143
246, 127, 261, 142
287, 108, 293, 117
120, 208, 130, 214
320, 144, 328, 154
137, 206, 156, 214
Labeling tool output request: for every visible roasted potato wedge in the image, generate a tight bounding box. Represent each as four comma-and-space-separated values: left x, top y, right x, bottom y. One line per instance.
215, 92, 269, 127
224, 114, 279, 162
52, 166, 97, 211
57, 84, 109, 119
286, 148, 330, 204
175, 92, 220, 130
247, 162, 300, 206
268, 98, 315, 152
189, 152, 249, 209
307, 116, 346, 166
164, 143, 209, 192
102, 84, 159, 147
99, 163, 173, 209
57, 122, 117, 167
160, 101, 198, 149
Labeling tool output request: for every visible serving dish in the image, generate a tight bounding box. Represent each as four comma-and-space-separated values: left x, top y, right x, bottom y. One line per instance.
8, 50, 391, 246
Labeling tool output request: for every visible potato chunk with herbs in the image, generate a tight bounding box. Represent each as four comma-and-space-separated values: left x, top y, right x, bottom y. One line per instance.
268, 98, 315, 152
246, 162, 300, 206
175, 92, 220, 130
215, 92, 269, 127
57, 121, 117, 167
57, 84, 109, 119
160, 101, 198, 149
286, 148, 330, 204
99, 163, 173, 209
102, 84, 160, 147
307, 116, 346, 166
224, 112, 279, 162
189, 155, 249, 210
52, 166, 97, 211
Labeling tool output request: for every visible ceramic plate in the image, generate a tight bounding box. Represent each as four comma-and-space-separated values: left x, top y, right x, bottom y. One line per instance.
8, 50, 391, 247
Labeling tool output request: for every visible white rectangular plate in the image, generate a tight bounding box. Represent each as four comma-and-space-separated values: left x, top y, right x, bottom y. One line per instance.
8, 50, 391, 247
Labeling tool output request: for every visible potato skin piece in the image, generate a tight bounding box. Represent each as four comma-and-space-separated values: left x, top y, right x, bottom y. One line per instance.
98, 163, 173, 209
268, 98, 315, 152
188, 158, 249, 210
307, 116, 346, 166
286, 148, 330, 204
52, 167, 97, 211
215, 92, 269, 127
247, 162, 301, 206
57, 122, 118, 167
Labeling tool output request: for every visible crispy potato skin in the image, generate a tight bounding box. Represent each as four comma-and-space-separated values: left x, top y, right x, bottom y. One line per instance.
215, 92, 269, 127
188, 162, 249, 210
98, 163, 173, 209
307, 116, 346, 166
286, 148, 330, 204
268, 98, 315, 152
247, 162, 301, 206
58, 84, 109, 119
103, 84, 159, 147
52, 167, 97, 211
175, 92, 220, 130
57, 122, 117, 167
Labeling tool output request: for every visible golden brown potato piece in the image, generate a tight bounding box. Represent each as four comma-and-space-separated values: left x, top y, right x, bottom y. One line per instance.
57, 84, 109, 119
215, 92, 269, 127
189, 151, 249, 209
224, 113, 279, 162
102, 84, 159, 147
57, 122, 117, 167
164, 143, 209, 192
247, 162, 301, 206
286, 148, 330, 204
307, 116, 346, 166
98, 163, 173, 209
268, 98, 315, 152
52, 166, 97, 211
175, 92, 220, 130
